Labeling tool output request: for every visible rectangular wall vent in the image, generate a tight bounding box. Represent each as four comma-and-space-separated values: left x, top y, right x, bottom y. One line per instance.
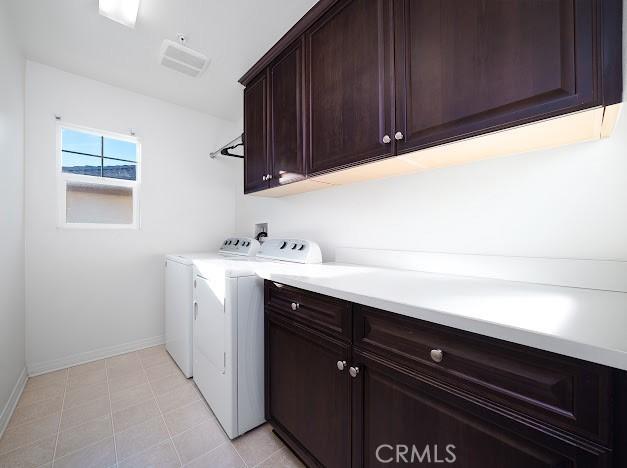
159, 40, 209, 77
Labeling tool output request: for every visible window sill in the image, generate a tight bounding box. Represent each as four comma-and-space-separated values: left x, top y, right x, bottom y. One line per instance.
57, 223, 140, 230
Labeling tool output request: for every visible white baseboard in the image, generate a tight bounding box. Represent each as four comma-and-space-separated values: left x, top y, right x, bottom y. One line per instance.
335, 247, 627, 293
27, 335, 165, 377
0, 367, 27, 438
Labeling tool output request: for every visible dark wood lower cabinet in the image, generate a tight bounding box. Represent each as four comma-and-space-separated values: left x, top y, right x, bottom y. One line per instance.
264, 281, 624, 467
352, 350, 610, 468
266, 314, 351, 468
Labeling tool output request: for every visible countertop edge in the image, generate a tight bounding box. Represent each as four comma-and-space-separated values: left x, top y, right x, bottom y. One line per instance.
259, 271, 627, 372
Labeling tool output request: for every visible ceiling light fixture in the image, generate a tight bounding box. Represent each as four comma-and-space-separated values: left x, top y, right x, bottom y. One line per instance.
99, 0, 141, 28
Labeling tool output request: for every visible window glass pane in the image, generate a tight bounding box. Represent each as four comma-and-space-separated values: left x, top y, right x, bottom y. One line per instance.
62, 151, 102, 177
103, 138, 137, 162
102, 158, 137, 180
62, 128, 101, 156
66, 182, 133, 224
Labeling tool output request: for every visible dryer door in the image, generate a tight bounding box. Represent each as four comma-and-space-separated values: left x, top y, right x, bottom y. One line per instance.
194, 273, 225, 375
193, 272, 237, 438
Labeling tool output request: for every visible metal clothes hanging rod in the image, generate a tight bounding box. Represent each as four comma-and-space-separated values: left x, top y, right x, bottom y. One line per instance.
210, 134, 244, 159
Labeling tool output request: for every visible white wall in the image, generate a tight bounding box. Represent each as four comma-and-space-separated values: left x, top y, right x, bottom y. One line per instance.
235, 24, 627, 264
0, 2, 26, 430
25, 62, 239, 371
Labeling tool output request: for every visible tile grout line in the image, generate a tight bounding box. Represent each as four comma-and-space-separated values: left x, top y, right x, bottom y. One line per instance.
3, 351, 186, 468
140, 350, 185, 468
105, 356, 120, 467
117, 417, 226, 468
49, 434, 113, 465
252, 446, 285, 467
109, 374, 193, 424
50, 369, 70, 467
230, 438, 249, 468
182, 441, 229, 467
0, 412, 62, 457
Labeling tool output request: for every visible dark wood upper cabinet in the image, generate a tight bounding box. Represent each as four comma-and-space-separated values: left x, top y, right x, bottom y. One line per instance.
243, 71, 270, 193
394, 0, 598, 154
305, 0, 395, 175
269, 39, 306, 186
240, 0, 622, 195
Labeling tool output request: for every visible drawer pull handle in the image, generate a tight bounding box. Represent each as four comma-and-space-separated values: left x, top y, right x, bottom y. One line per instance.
430, 349, 443, 363
349, 366, 360, 378
337, 361, 347, 371
291, 302, 300, 311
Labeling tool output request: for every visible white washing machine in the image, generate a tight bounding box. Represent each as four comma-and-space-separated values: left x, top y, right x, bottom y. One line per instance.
164, 238, 260, 378
192, 238, 322, 439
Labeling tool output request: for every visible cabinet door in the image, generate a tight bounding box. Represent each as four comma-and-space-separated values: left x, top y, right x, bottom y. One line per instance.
243, 71, 270, 193
351, 351, 609, 468
266, 315, 351, 468
269, 39, 305, 187
394, 0, 597, 154
306, 0, 395, 175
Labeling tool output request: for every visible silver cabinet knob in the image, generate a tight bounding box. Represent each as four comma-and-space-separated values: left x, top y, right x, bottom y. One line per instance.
290, 302, 300, 311
262, 175, 267, 181
394, 131, 404, 141
267, 174, 273, 180
430, 349, 443, 363
337, 361, 347, 371
349, 366, 360, 378
382, 134, 391, 144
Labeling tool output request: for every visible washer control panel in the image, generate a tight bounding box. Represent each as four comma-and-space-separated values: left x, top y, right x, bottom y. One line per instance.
219, 237, 260, 256
256, 238, 322, 263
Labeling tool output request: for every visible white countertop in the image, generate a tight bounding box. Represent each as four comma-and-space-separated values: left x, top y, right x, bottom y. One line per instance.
254, 262, 627, 371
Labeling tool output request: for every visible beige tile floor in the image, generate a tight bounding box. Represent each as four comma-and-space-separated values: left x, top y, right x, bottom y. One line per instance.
0, 346, 304, 468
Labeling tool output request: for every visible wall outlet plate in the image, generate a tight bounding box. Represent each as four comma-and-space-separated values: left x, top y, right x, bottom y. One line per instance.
254, 223, 268, 240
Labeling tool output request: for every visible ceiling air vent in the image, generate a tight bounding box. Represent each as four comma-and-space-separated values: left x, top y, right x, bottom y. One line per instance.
159, 39, 209, 77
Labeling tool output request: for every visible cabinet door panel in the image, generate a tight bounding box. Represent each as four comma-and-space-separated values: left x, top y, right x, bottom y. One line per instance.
244, 72, 269, 193
395, 0, 596, 154
270, 39, 305, 186
353, 305, 611, 443
266, 316, 351, 468
352, 351, 609, 468
306, 0, 395, 174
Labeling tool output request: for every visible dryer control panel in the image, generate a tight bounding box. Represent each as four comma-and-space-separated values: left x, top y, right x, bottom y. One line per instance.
256, 238, 322, 263
219, 237, 260, 256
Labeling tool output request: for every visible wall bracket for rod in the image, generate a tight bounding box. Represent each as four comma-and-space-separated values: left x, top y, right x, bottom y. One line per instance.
210, 134, 244, 159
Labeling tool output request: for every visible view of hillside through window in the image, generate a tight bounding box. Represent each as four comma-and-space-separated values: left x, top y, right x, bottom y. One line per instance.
62, 128, 137, 180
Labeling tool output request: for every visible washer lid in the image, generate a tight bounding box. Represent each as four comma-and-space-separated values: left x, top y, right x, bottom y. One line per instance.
193, 256, 259, 278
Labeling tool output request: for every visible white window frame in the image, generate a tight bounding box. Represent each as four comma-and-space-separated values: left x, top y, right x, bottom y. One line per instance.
56, 122, 141, 230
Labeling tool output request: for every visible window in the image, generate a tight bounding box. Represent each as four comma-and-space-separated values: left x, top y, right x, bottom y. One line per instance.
57, 124, 141, 228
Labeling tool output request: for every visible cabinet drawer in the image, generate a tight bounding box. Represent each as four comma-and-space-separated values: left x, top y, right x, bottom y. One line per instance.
265, 281, 351, 340
353, 305, 612, 444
